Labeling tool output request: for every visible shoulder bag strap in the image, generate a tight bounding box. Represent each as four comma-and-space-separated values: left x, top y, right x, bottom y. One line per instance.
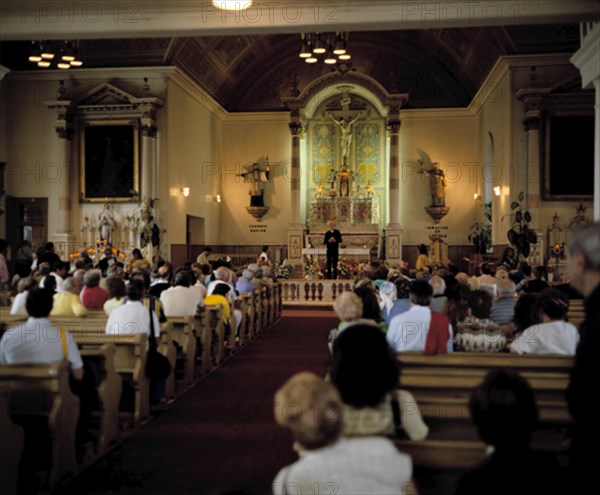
148, 297, 157, 349
59, 326, 69, 360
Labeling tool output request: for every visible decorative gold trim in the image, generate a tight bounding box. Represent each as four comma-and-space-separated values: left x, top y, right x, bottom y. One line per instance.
246, 206, 269, 222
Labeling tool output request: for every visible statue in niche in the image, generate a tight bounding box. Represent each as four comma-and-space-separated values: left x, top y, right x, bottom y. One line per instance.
419, 160, 447, 207
98, 203, 116, 245
239, 156, 270, 207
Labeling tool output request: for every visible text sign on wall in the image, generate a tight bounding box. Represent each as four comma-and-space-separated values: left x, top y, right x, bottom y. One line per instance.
249, 224, 267, 233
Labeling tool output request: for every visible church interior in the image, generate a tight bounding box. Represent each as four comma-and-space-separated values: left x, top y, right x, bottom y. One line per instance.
0, 1, 599, 494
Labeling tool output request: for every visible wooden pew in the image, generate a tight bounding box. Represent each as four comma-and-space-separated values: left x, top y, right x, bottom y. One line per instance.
163, 316, 196, 390
73, 332, 150, 425
78, 343, 122, 454
0, 385, 24, 495
0, 361, 79, 488
395, 352, 574, 467
196, 308, 213, 375
52, 314, 177, 402
567, 299, 585, 327
204, 305, 226, 365
238, 293, 255, 345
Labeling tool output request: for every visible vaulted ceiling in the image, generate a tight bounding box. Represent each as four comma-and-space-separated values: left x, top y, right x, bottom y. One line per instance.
0, 24, 582, 111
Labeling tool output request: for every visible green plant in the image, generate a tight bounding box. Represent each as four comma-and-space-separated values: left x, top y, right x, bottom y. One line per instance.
468, 202, 492, 254
504, 192, 537, 258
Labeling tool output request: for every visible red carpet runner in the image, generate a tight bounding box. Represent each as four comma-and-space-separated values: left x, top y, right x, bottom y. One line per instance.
57, 313, 337, 495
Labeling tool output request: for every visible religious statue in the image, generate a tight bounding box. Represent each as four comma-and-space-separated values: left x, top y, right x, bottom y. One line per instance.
330, 113, 359, 163
239, 156, 270, 207
98, 202, 116, 246
138, 199, 159, 250
419, 160, 447, 207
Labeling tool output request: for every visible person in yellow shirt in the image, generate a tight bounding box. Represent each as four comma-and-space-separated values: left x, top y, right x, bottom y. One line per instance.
51, 277, 88, 317
204, 282, 232, 324
415, 244, 430, 271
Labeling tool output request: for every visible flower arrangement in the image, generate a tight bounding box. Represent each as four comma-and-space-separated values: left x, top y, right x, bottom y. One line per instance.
274, 259, 293, 279
304, 255, 324, 279
337, 257, 350, 279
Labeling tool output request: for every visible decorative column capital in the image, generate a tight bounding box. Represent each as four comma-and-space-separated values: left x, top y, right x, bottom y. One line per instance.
141, 124, 158, 138
515, 88, 550, 132
44, 99, 73, 140
386, 118, 401, 134
288, 121, 303, 137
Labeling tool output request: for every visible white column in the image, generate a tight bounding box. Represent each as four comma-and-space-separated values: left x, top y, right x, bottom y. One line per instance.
385, 116, 403, 266
287, 119, 304, 267
140, 125, 156, 203
571, 22, 600, 219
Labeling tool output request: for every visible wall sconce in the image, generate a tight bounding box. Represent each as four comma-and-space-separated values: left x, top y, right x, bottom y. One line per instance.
180, 187, 190, 197
493, 186, 502, 197
214, 194, 222, 203
474, 193, 482, 200
206, 194, 222, 203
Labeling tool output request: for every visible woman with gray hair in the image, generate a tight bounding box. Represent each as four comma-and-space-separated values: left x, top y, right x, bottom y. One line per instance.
328, 291, 378, 353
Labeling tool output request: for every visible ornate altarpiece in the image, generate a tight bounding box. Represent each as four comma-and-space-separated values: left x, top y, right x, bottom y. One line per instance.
304, 92, 384, 259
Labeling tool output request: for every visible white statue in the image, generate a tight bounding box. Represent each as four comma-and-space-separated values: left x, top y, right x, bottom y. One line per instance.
330, 113, 359, 162
98, 203, 116, 245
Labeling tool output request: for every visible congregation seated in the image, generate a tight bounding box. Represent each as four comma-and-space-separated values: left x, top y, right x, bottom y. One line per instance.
103, 276, 126, 315
160, 269, 203, 317
189, 264, 207, 299
353, 283, 387, 331
105, 279, 160, 337
51, 276, 88, 317
429, 275, 447, 313
235, 268, 256, 294
331, 324, 428, 440
522, 266, 550, 294
509, 293, 539, 338
273, 372, 415, 495
96, 246, 116, 277
510, 288, 579, 355
489, 279, 516, 326
387, 280, 452, 354
328, 292, 378, 352
40, 260, 68, 293
81, 269, 109, 310
204, 282, 232, 325
446, 282, 470, 328
10, 276, 36, 315
149, 265, 171, 299
455, 290, 505, 352
455, 370, 566, 495
469, 262, 497, 297
207, 266, 238, 301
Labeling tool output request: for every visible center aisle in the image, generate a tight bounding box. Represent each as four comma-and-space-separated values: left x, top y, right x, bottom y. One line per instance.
57, 311, 337, 495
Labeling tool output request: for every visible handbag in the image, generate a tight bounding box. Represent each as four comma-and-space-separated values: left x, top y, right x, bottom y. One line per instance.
145, 298, 172, 381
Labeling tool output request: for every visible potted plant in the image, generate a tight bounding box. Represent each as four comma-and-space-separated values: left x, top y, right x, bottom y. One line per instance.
468, 202, 492, 254
504, 192, 537, 258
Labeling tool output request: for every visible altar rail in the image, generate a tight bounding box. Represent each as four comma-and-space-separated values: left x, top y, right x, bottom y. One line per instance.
281, 279, 354, 306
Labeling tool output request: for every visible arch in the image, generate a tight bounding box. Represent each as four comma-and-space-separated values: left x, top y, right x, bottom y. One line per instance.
283, 71, 408, 118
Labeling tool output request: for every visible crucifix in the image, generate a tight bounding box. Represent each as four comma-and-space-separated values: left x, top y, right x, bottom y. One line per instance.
328, 92, 364, 166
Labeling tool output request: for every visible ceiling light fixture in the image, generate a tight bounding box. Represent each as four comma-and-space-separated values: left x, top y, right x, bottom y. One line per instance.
212, 1, 253, 10
299, 32, 350, 65
28, 40, 83, 70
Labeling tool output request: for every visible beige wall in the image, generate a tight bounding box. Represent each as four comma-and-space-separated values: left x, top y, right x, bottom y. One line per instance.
161, 74, 224, 248
220, 115, 291, 247
399, 110, 477, 245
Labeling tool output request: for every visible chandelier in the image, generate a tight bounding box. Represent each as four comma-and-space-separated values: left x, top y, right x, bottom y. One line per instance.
28, 40, 83, 69
299, 32, 351, 65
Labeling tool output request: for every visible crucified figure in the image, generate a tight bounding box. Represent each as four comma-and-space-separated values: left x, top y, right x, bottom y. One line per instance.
330, 113, 359, 162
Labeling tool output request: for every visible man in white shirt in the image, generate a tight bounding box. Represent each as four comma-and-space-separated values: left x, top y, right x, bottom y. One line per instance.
160, 269, 203, 317
272, 372, 414, 495
106, 279, 160, 337
387, 280, 453, 353
1, 288, 83, 377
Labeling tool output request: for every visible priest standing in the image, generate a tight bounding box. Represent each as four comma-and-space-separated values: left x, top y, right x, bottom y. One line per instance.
323, 220, 343, 279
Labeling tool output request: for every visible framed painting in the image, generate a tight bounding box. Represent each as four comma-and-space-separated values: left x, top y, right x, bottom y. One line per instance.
542, 112, 594, 201
80, 120, 139, 202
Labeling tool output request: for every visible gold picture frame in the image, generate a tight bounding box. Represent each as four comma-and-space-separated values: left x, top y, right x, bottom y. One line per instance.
80, 120, 139, 202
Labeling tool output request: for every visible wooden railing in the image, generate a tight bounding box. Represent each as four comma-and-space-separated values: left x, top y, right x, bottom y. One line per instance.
280, 279, 353, 305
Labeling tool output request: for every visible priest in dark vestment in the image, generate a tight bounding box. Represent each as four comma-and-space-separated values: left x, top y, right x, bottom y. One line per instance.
323, 221, 342, 280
